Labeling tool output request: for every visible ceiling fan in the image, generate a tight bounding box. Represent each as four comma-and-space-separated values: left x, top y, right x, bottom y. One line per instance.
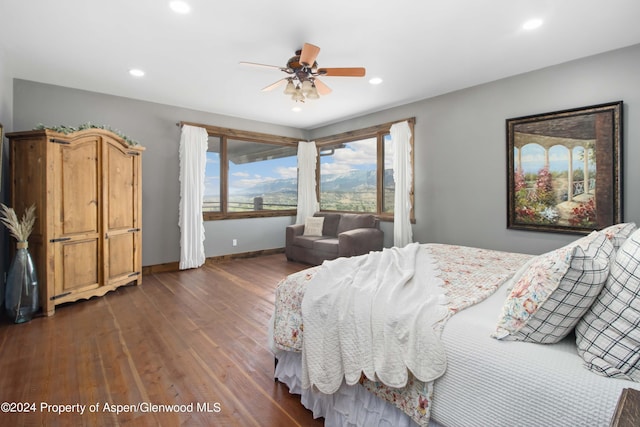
240, 43, 366, 103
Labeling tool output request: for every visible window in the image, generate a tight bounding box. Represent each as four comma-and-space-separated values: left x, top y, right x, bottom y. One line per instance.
190, 118, 414, 221
315, 119, 414, 220
204, 136, 221, 212
194, 123, 299, 220
382, 133, 395, 213
320, 137, 378, 212
226, 139, 298, 212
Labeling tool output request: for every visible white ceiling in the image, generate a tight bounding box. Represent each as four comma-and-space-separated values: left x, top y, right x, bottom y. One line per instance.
1, 0, 640, 130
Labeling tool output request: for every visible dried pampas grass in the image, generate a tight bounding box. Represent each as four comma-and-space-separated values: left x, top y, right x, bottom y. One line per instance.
0, 203, 36, 242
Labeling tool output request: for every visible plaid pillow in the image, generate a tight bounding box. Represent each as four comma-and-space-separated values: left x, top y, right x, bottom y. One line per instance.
599, 222, 637, 251
493, 232, 613, 343
576, 228, 640, 381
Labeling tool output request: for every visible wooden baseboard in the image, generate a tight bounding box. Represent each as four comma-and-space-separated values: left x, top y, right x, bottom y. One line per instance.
141, 248, 285, 275
141, 262, 180, 275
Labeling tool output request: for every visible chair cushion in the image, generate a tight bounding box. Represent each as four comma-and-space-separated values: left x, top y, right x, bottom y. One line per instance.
313, 238, 340, 255
337, 213, 377, 235
293, 235, 325, 249
314, 213, 341, 237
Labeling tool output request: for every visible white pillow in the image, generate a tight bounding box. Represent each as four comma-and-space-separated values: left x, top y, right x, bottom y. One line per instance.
576, 227, 640, 381
303, 216, 324, 237
492, 231, 613, 343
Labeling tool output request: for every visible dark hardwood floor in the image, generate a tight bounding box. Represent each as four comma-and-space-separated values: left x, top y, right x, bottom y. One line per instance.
0, 253, 323, 426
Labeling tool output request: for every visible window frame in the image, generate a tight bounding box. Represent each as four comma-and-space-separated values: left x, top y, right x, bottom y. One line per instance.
180, 118, 415, 222
314, 118, 415, 222
180, 122, 300, 221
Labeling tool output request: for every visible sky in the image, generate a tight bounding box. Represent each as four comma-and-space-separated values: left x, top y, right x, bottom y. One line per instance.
320, 138, 378, 176
204, 137, 382, 197
517, 144, 595, 175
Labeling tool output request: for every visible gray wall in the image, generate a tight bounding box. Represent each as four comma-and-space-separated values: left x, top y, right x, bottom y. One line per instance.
12, 80, 305, 266
10, 43, 640, 267
311, 43, 640, 255
0, 47, 12, 297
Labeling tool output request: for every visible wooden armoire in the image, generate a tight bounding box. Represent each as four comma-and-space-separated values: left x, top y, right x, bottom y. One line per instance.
7, 128, 144, 315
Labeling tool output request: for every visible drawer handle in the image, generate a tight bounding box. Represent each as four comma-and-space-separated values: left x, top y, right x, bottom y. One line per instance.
51, 292, 71, 300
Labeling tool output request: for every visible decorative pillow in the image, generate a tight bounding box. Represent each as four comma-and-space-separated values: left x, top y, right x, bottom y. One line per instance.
599, 222, 637, 251
575, 228, 640, 382
492, 231, 613, 343
303, 217, 325, 237
503, 255, 538, 294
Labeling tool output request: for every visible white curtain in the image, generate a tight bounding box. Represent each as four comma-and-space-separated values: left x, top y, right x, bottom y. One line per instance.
296, 141, 320, 224
391, 121, 413, 247
178, 125, 208, 269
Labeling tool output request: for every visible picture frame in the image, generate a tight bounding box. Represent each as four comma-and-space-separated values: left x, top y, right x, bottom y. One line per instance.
506, 101, 623, 234
0, 122, 3, 189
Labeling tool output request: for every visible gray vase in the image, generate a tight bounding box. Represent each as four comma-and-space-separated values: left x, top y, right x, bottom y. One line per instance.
5, 241, 39, 323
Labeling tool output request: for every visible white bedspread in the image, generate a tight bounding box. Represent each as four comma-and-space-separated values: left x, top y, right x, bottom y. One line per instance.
430, 280, 640, 427
301, 243, 449, 394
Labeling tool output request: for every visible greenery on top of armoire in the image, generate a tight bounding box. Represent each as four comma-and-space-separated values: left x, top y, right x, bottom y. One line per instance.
33, 122, 140, 146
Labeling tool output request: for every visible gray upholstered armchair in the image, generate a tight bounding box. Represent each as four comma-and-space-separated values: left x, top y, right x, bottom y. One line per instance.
285, 212, 384, 265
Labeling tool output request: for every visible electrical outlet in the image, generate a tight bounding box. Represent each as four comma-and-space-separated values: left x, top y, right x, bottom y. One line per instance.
232, 239, 238, 247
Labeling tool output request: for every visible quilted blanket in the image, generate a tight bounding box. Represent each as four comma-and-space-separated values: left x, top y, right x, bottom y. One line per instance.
301, 243, 449, 394
272, 243, 532, 426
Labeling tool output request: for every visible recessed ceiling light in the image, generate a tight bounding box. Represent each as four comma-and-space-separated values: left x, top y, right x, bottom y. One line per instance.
129, 69, 145, 77
522, 18, 543, 30
170, 1, 190, 14
369, 77, 383, 85
292, 106, 302, 112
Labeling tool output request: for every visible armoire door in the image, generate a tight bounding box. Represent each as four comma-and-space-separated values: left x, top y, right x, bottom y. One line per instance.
103, 138, 142, 287
51, 135, 101, 300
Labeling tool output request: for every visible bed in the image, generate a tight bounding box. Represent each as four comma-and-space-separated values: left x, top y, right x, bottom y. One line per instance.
269, 223, 640, 426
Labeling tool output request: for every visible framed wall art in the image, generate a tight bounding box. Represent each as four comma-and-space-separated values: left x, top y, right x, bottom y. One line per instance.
507, 101, 623, 234
0, 122, 3, 189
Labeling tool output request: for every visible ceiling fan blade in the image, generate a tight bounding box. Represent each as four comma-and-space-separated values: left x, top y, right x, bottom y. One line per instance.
300, 43, 321, 67
239, 61, 287, 72
261, 78, 288, 92
317, 67, 366, 77
314, 78, 332, 96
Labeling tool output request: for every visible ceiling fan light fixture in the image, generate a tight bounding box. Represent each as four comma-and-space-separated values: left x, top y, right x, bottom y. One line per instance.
242, 43, 365, 104
300, 80, 314, 95
283, 79, 296, 95
306, 84, 320, 99
292, 87, 305, 102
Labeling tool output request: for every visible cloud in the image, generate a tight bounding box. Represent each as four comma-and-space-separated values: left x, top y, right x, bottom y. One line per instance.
231, 174, 276, 190
322, 138, 377, 175
321, 161, 354, 176
204, 176, 219, 196
276, 166, 298, 179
